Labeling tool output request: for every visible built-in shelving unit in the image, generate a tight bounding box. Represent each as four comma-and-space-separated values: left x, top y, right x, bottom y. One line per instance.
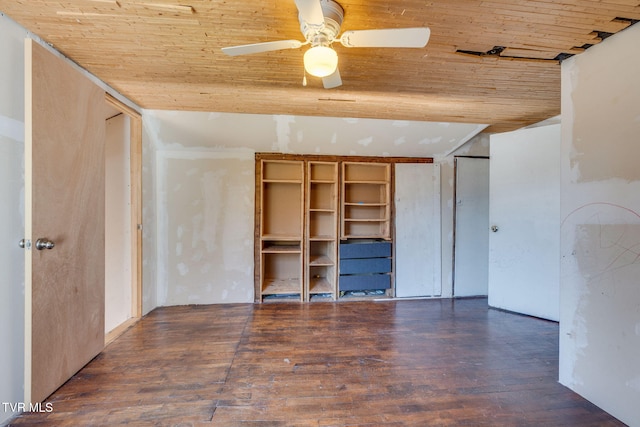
259, 159, 304, 300
341, 162, 391, 240
256, 154, 432, 302
305, 161, 339, 300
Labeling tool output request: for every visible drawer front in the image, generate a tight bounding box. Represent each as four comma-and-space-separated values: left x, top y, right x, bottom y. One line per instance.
339, 274, 391, 291
339, 241, 391, 259
340, 257, 391, 274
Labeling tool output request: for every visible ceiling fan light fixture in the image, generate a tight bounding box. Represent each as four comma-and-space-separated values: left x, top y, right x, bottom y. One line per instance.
304, 45, 338, 77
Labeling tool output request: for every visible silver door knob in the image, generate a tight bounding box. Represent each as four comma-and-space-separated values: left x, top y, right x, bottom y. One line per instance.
35, 238, 55, 250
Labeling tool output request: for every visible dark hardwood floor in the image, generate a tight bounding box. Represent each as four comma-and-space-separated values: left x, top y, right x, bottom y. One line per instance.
9, 298, 625, 426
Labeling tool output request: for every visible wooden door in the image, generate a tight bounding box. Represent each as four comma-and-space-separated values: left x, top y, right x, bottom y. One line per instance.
24, 39, 106, 403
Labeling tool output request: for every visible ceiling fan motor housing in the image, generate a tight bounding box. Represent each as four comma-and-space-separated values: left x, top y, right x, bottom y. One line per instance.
300, 0, 344, 45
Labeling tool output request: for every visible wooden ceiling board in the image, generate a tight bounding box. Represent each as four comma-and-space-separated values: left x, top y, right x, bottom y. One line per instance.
2, 0, 638, 132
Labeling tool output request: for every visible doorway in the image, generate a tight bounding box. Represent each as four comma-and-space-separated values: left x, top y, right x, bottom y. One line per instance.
104, 94, 142, 343
453, 156, 490, 297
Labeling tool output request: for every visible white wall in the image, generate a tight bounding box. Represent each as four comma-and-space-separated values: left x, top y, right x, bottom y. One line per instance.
488, 124, 561, 321
0, 12, 26, 425
559, 23, 640, 426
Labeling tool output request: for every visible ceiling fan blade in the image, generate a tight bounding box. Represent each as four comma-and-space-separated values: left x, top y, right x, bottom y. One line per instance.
221, 40, 303, 56
340, 27, 430, 48
322, 69, 342, 89
294, 0, 325, 27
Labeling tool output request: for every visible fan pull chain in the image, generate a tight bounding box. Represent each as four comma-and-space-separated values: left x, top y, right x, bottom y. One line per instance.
302, 71, 307, 87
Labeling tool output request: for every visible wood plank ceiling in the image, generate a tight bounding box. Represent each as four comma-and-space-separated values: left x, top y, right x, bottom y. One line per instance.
2, 0, 639, 132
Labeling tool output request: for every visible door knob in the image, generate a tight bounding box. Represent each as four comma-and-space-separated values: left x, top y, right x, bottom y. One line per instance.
491, 225, 499, 232
35, 238, 55, 250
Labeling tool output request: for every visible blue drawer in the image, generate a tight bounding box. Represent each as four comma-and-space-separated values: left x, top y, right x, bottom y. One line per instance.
340, 257, 391, 274
339, 241, 391, 259
339, 274, 391, 291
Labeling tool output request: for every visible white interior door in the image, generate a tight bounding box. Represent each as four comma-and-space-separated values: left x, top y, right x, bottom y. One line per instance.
394, 163, 441, 297
25, 39, 106, 403
488, 124, 560, 321
453, 157, 489, 296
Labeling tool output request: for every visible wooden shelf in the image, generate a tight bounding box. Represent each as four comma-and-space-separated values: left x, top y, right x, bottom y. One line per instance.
305, 161, 338, 301
262, 160, 304, 181
309, 235, 335, 241
262, 278, 301, 295
343, 235, 392, 240
262, 181, 302, 237
343, 180, 389, 185
309, 162, 336, 181
262, 179, 303, 184
343, 162, 390, 182
261, 234, 301, 241
262, 245, 301, 253
309, 255, 334, 266
309, 277, 333, 294
259, 159, 304, 302
341, 162, 391, 240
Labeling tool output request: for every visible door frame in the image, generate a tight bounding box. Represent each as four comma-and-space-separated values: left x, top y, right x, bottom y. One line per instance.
104, 94, 143, 344
452, 155, 490, 297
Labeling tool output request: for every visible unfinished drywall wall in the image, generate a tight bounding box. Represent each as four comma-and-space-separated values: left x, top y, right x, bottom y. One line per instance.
489, 124, 560, 321
105, 113, 132, 332
155, 151, 255, 305
143, 110, 488, 305
141, 119, 158, 314
559, 22, 640, 426
143, 110, 257, 306
144, 110, 486, 159
0, 12, 26, 425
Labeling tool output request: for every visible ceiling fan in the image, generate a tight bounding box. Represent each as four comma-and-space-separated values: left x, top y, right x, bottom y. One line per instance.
221, 0, 430, 89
